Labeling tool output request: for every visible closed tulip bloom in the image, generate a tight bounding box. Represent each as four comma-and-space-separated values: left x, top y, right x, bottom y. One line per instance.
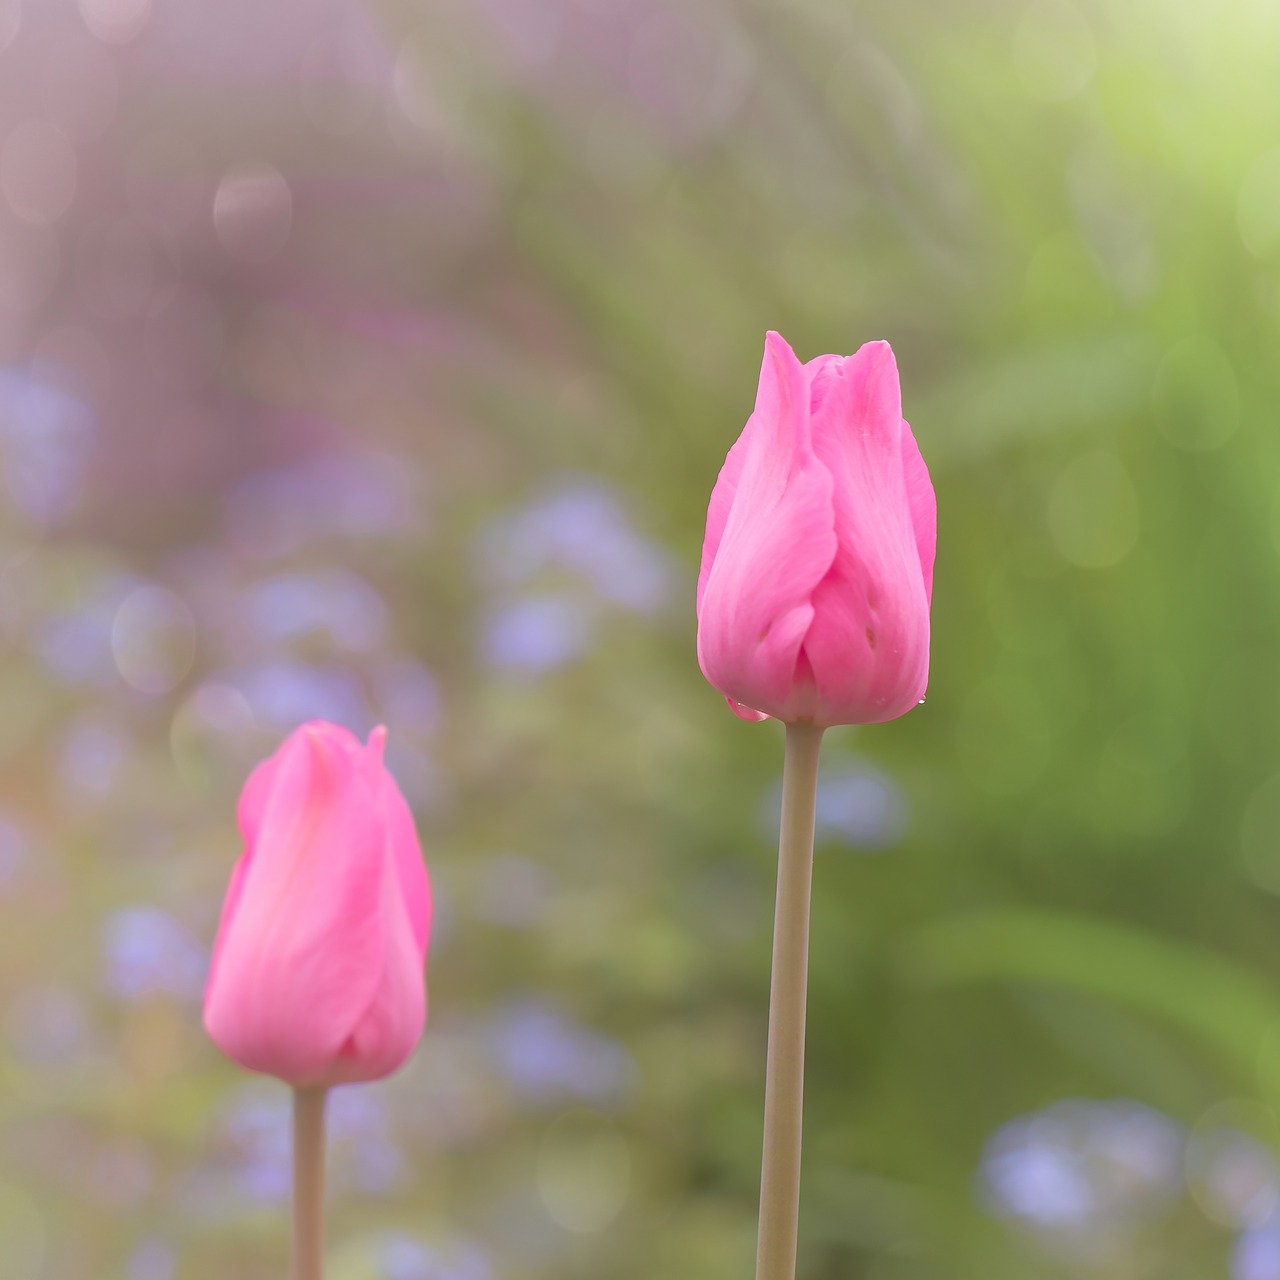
696, 331, 936, 727
204, 721, 431, 1088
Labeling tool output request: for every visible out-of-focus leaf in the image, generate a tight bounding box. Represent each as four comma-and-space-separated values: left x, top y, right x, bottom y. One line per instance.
919, 334, 1158, 460
902, 909, 1280, 1077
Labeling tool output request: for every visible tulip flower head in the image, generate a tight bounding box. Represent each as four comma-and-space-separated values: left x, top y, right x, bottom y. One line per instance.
696, 331, 936, 726
204, 721, 431, 1088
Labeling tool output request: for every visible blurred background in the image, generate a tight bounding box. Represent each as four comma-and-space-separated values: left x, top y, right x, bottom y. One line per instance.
0, 0, 1278, 1276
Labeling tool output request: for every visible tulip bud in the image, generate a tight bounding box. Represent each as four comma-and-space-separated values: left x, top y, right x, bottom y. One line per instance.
204, 721, 432, 1087
696, 331, 936, 726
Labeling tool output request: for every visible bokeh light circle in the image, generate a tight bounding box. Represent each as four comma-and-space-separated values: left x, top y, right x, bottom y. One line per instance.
111, 584, 196, 695
1186, 1102, 1280, 1230
78, 0, 150, 45
212, 164, 292, 263
536, 1109, 630, 1234
1047, 449, 1139, 569
0, 122, 77, 225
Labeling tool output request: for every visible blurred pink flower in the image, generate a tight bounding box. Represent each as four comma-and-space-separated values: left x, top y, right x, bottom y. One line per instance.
696, 331, 935, 726
204, 720, 431, 1086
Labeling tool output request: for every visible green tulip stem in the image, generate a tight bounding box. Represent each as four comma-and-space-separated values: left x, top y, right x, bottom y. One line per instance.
756, 721, 825, 1280
292, 1085, 328, 1280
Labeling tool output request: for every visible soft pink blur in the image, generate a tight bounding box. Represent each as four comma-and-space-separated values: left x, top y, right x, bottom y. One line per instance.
204, 720, 431, 1087
696, 331, 936, 727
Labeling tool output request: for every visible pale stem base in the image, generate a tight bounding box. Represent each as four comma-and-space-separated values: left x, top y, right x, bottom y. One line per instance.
755, 721, 824, 1280
292, 1085, 328, 1280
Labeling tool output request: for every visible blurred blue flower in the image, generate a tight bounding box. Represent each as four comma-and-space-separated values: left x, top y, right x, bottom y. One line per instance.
59, 718, 129, 799
216, 1086, 408, 1204
328, 1087, 404, 1195
244, 569, 388, 653
374, 660, 441, 733
813, 760, 907, 849
980, 1099, 1182, 1237
37, 606, 115, 684
378, 1232, 493, 1280
125, 1239, 175, 1280
1236, 1220, 1280, 1280
219, 1087, 292, 1203
35, 574, 145, 686
486, 999, 634, 1105
761, 756, 908, 851
475, 479, 671, 613
481, 596, 592, 673
103, 907, 207, 1002
0, 362, 95, 526
223, 659, 369, 732
1190, 1127, 1280, 1229
225, 449, 422, 558
380, 1235, 438, 1280
0, 813, 27, 889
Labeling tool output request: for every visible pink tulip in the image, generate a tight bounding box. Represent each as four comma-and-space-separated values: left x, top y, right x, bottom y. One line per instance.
696, 331, 936, 727
204, 721, 431, 1087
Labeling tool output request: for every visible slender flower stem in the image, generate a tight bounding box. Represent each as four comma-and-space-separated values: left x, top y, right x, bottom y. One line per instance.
755, 721, 825, 1280
292, 1085, 328, 1280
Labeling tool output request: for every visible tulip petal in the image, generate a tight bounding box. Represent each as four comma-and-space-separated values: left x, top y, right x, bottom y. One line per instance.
323, 729, 429, 1082
696, 420, 754, 617
801, 341, 932, 724
236, 755, 277, 846
213, 749, 293, 987
206, 853, 248, 990
332, 858, 426, 1082
805, 352, 843, 414
236, 721, 366, 848
366, 727, 432, 961
696, 331, 837, 721
204, 724, 389, 1085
